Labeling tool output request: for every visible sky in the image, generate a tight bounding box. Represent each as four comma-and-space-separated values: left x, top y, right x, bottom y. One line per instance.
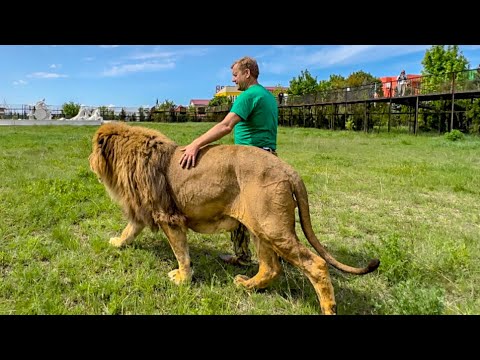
1, 45, 480, 109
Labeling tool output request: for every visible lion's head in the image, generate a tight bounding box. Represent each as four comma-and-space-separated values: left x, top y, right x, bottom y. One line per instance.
89, 122, 186, 231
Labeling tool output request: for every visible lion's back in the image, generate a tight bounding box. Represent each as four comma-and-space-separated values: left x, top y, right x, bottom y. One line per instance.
168, 144, 297, 196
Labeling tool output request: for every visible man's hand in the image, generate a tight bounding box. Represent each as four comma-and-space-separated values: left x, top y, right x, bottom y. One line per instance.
179, 143, 200, 169
179, 112, 240, 169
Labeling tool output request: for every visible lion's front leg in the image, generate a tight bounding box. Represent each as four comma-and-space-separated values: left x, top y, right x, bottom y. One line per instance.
160, 223, 192, 285
110, 221, 144, 248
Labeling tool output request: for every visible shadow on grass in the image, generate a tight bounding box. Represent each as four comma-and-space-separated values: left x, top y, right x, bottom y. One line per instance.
133, 237, 259, 282
328, 246, 381, 315
133, 235, 379, 314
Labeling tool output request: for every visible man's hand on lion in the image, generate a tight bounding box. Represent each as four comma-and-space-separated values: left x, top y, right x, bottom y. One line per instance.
179, 143, 200, 169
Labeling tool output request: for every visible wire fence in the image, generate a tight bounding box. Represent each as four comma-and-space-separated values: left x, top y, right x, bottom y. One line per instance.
1, 68, 479, 131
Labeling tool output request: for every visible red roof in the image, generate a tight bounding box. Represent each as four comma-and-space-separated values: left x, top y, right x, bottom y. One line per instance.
189, 99, 210, 106
174, 105, 187, 112
265, 86, 288, 92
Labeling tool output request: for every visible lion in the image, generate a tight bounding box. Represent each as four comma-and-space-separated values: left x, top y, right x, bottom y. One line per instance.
89, 122, 380, 315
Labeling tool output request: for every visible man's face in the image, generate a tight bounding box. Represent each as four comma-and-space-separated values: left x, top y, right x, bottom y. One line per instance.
232, 64, 250, 91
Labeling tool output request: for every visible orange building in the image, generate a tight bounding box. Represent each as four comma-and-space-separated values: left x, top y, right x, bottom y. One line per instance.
379, 74, 421, 97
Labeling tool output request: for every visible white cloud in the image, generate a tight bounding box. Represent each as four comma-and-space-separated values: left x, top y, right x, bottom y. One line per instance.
27, 72, 67, 79
98, 46, 208, 78
102, 61, 175, 77
261, 45, 431, 74
99, 45, 120, 48
13, 79, 28, 86
301, 45, 375, 67
131, 50, 176, 61
49, 64, 61, 69
129, 46, 209, 61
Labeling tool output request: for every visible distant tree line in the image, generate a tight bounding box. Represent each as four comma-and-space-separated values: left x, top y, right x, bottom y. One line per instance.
59, 46, 480, 133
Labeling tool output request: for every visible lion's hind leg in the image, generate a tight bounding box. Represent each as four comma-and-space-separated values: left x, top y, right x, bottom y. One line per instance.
110, 221, 144, 247
234, 234, 282, 290
160, 223, 193, 285
271, 235, 337, 315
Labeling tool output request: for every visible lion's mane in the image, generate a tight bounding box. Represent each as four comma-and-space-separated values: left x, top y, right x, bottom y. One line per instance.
89, 122, 187, 231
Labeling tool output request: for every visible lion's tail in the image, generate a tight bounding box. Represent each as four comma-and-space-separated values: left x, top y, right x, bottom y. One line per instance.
292, 174, 380, 275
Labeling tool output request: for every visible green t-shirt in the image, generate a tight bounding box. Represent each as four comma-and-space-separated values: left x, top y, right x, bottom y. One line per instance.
230, 84, 278, 150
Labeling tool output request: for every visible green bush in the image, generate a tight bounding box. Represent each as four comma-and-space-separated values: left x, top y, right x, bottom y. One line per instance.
444, 129, 464, 141
345, 116, 356, 131
62, 101, 81, 119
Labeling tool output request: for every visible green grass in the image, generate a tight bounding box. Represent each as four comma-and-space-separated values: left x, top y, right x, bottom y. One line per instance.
0, 123, 479, 315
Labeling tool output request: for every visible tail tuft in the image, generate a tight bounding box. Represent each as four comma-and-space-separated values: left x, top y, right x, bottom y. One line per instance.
367, 258, 380, 273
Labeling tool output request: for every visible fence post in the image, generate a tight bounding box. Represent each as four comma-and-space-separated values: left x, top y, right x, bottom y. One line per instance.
450, 71, 456, 132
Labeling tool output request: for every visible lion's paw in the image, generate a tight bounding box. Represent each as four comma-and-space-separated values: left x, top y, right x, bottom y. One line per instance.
168, 269, 192, 285
233, 274, 251, 288
109, 237, 125, 247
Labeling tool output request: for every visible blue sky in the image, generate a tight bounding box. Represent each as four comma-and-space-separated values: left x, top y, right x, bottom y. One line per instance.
2, 45, 480, 109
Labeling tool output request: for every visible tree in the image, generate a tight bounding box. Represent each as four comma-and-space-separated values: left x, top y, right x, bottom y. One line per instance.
317, 79, 332, 92
422, 45, 469, 92
119, 108, 126, 121
153, 99, 176, 122
325, 74, 348, 103
328, 74, 347, 89
138, 106, 145, 122
157, 99, 175, 111
288, 69, 319, 95
98, 106, 114, 120
421, 45, 470, 132
466, 99, 480, 133
208, 96, 232, 107
422, 45, 469, 78
61, 101, 80, 118
346, 70, 379, 88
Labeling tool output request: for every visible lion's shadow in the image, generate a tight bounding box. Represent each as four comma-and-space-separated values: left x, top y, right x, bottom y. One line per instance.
133, 235, 378, 315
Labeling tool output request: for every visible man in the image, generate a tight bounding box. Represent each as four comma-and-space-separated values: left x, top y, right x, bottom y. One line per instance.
397, 69, 408, 96
179, 56, 279, 266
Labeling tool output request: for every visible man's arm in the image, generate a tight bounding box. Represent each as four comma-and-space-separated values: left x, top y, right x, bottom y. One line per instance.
179, 111, 242, 169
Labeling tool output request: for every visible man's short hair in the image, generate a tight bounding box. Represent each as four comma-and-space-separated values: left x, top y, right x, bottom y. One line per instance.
232, 56, 259, 79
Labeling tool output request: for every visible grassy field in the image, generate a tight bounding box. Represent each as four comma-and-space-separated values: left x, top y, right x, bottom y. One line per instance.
0, 122, 478, 315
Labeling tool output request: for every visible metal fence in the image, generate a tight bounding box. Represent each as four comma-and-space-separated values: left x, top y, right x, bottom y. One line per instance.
282, 68, 480, 106
1, 68, 479, 123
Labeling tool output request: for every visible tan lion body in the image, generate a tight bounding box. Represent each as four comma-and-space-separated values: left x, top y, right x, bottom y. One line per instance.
89, 122, 379, 315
